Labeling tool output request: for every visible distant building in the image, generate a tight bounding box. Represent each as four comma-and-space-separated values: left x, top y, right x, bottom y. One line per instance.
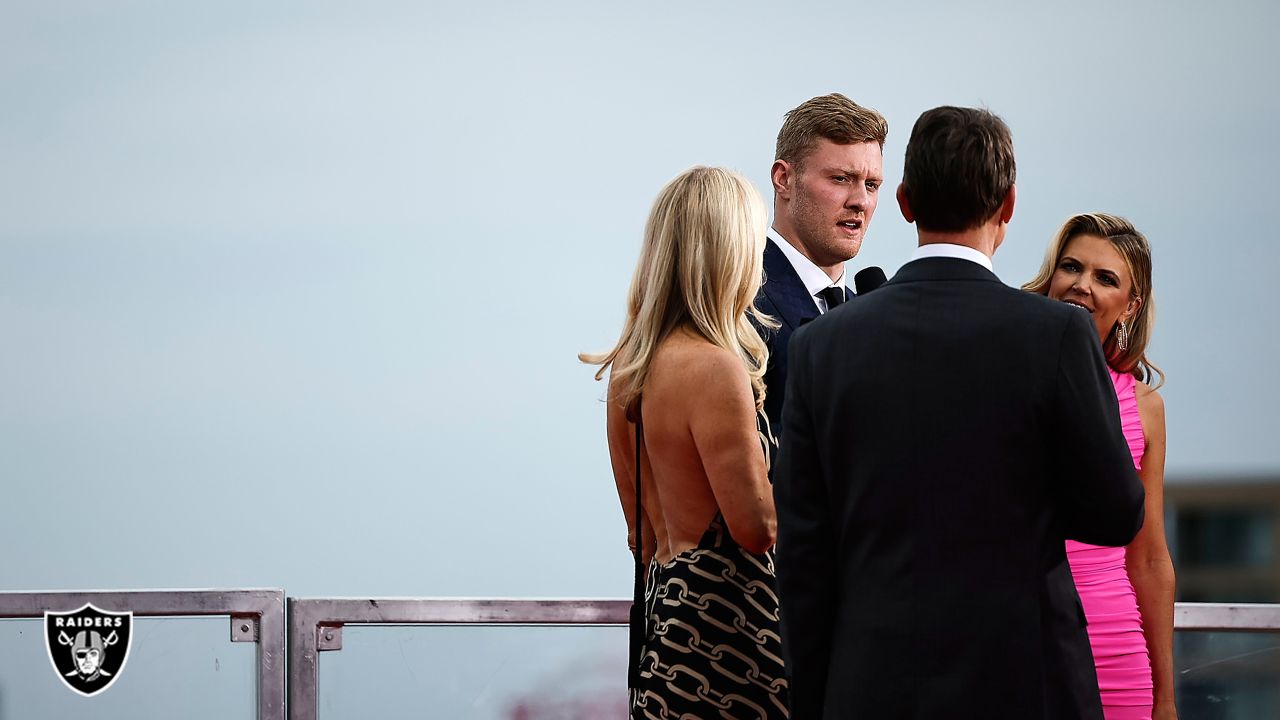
507, 693, 627, 720
1166, 474, 1280, 719
503, 647, 628, 719
1167, 475, 1280, 603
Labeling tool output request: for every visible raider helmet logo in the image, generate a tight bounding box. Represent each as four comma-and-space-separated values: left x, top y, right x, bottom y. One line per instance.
44, 604, 133, 697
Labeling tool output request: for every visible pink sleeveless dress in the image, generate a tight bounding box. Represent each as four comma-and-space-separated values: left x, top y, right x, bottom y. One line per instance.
1066, 368, 1152, 718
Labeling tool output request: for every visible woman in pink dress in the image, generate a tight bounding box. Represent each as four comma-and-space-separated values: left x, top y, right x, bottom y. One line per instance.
1025, 213, 1177, 720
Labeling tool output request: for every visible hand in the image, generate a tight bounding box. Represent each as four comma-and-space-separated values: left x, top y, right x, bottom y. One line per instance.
1152, 702, 1178, 720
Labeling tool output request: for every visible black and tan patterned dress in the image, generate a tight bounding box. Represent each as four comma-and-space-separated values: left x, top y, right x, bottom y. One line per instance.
631, 513, 790, 719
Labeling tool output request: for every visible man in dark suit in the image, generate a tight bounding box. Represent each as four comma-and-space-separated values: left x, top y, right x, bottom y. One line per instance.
773, 106, 1146, 719
755, 93, 888, 443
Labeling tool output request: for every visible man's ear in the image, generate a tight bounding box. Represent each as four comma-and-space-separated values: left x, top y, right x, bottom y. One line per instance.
1000, 185, 1016, 223
771, 160, 793, 198
896, 183, 915, 223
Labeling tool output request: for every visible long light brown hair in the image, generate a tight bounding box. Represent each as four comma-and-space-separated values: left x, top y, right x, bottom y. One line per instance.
1024, 212, 1164, 388
580, 166, 777, 419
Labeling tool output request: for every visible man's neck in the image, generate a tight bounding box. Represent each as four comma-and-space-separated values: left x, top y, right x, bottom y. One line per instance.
916, 224, 1002, 259
770, 223, 843, 283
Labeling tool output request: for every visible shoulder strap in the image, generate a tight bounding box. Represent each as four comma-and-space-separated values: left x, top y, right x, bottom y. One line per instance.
628, 416, 645, 690
634, 418, 643, 573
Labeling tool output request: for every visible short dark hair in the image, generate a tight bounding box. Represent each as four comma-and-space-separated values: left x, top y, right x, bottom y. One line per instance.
775, 93, 888, 169
901, 106, 1016, 233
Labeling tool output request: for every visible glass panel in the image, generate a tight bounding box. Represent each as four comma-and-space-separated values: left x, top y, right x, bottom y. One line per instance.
318, 625, 628, 719
0, 616, 256, 720
1176, 631, 1280, 719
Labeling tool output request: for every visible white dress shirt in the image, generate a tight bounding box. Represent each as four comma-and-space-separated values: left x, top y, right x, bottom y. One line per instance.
768, 229, 848, 313
910, 242, 994, 272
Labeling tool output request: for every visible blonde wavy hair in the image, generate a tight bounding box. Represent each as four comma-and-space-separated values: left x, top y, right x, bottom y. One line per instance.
581, 166, 778, 422
1024, 212, 1164, 389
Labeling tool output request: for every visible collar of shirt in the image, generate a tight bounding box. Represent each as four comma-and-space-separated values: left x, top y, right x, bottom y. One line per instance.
768, 228, 846, 312
910, 242, 994, 272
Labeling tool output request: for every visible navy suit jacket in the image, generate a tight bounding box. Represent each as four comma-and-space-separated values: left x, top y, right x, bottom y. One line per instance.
754, 238, 852, 450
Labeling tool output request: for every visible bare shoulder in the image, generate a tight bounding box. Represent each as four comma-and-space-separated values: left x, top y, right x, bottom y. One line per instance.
1136, 381, 1166, 439
1135, 382, 1165, 416
654, 331, 745, 377
650, 331, 751, 399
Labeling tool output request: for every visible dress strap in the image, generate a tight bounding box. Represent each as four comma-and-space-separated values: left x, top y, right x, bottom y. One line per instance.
628, 411, 645, 690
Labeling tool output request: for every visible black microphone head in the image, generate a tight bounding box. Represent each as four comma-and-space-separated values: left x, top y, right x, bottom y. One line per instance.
854, 266, 887, 295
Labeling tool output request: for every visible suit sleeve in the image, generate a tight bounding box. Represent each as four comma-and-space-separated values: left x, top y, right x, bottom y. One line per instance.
772, 323, 835, 719
1050, 309, 1146, 546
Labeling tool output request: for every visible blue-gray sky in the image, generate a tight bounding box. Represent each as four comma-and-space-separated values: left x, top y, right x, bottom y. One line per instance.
2, 0, 1277, 599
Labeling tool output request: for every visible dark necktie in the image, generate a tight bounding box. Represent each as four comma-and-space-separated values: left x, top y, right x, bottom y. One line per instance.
817, 286, 846, 313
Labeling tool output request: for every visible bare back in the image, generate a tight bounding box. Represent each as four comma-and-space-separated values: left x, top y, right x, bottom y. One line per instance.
607, 328, 776, 565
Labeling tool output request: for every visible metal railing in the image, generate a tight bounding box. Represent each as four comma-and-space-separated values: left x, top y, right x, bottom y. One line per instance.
2, 592, 1277, 720
0, 589, 285, 720
285, 598, 1280, 720
1175, 602, 1280, 631
287, 598, 628, 720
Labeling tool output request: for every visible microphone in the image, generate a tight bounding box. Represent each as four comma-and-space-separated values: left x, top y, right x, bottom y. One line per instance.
854, 266, 887, 295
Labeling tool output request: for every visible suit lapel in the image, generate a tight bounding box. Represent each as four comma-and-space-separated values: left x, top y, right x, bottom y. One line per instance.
762, 238, 821, 329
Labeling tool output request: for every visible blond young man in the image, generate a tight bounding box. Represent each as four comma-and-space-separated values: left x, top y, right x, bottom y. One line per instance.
756, 93, 888, 444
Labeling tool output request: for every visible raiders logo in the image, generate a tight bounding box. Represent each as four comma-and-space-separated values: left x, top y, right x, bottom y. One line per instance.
44, 604, 133, 697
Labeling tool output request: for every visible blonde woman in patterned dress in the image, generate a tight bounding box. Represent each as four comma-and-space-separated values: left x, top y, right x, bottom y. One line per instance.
582, 166, 789, 719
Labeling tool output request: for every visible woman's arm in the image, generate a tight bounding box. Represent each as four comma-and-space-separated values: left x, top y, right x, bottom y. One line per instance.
1127, 385, 1178, 719
686, 347, 776, 554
